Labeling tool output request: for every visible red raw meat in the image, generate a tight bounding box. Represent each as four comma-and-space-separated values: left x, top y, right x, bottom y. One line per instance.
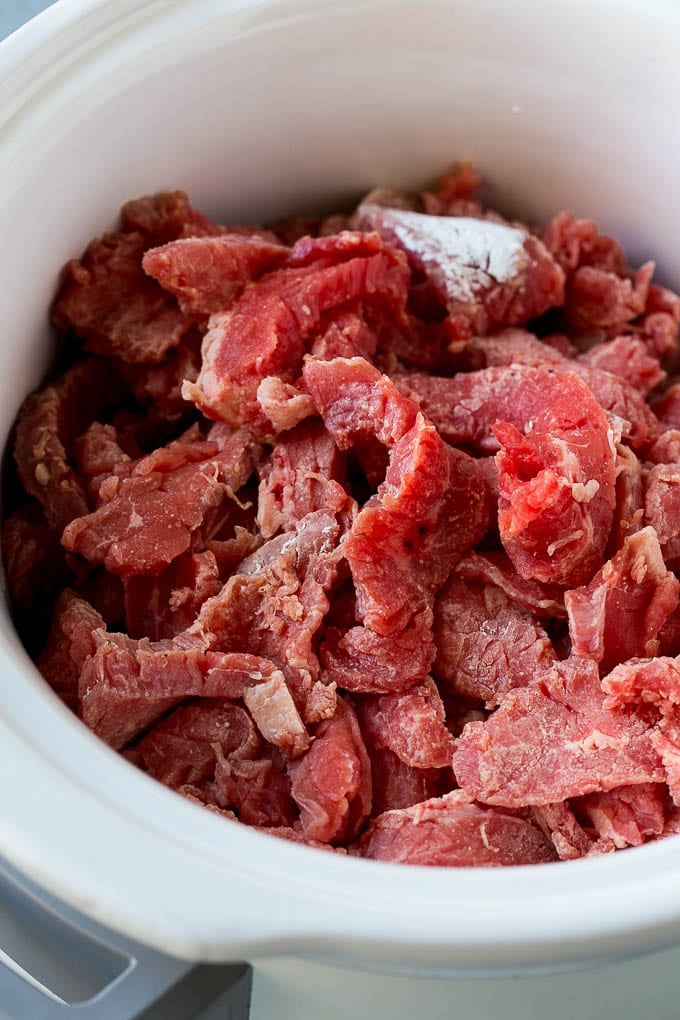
542, 210, 627, 274
653, 384, 680, 430
648, 430, 680, 465
288, 698, 372, 844
305, 358, 490, 633
320, 607, 435, 695
121, 190, 228, 243
580, 336, 665, 396
1, 504, 68, 609
565, 527, 680, 673
532, 801, 597, 860
453, 657, 665, 806
194, 508, 348, 722
14, 360, 123, 533
255, 377, 316, 434
142, 233, 289, 317
434, 576, 556, 707
356, 678, 455, 769
573, 783, 665, 849
124, 550, 222, 640
36, 589, 106, 710
53, 231, 191, 363
453, 550, 567, 619
356, 791, 557, 866
310, 307, 378, 362
257, 421, 347, 538
607, 444, 644, 554
644, 464, 680, 565
602, 656, 680, 711
129, 699, 260, 788
368, 747, 442, 815
565, 262, 654, 332
183, 243, 409, 432
61, 428, 257, 577
213, 747, 297, 829
356, 204, 565, 333
79, 627, 293, 751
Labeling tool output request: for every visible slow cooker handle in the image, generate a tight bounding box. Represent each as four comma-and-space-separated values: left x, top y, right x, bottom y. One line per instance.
0, 859, 251, 1018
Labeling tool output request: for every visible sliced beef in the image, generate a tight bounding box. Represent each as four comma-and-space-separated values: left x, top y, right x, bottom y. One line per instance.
14, 360, 122, 533
356, 204, 565, 333
531, 801, 597, 860
256, 377, 316, 435
1, 504, 68, 609
35, 589, 106, 710
288, 698, 372, 844
124, 550, 222, 640
257, 420, 347, 538
356, 678, 455, 769
52, 231, 191, 363
213, 746, 298, 828
453, 657, 665, 806
434, 576, 556, 708
565, 527, 680, 673
607, 444, 644, 554
142, 233, 289, 317
61, 428, 257, 576
580, 336, 665, 396
356, 791, 557, 866
453, 550, 567, 619
183, 239, 409, 432
193, 508, 348, 723
644, 464, 680, 565
573, 783, 665, 849
368, 747, 442, 815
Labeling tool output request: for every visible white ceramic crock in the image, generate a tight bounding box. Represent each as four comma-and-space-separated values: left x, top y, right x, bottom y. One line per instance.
2, 1, 680, 1016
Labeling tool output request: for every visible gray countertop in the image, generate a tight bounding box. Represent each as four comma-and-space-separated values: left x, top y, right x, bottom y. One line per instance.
1, 0, 58, 41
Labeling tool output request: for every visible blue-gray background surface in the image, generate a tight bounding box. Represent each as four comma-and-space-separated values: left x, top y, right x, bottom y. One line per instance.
1, 0, 58, 40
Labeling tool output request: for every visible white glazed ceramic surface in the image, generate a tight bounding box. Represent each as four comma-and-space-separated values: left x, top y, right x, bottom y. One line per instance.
1, 0, 680, 977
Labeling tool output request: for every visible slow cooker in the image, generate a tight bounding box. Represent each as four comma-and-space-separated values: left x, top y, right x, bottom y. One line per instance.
2, 0, 680, 1016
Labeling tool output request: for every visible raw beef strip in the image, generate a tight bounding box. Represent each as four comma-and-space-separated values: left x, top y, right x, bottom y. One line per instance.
36, 589, 106, 710
310, 307, 378, 362
453, 550, 567, 619
124, 330, 203, 423
356, 791, 557, 866
61, 428, 257, 577
647, 430, 680, 465
652, 383, 680, 430
453, 658, 665, 807
183, 241, 409, 431
396, 363, 657, 452
650, 732, 680, 805
75, 423, 131, 488
256, 377, 316, 434
542, 210, 627, 274
52, 231, 191, 363
607, 444, 644, 554
78, 629, 293, 750
14, 359, 122, 533
303, 356, 419, 451
420, 162, 484, 217
565, 262, 654, 332
320, 607, 435, 694
531, 801, 597, 860
1, 504, 68, 609
304, 358, 490, 633
434, 576, 556, 708
580, 336, 665, 396
573, 783, 665, 849
213, 746, 297, 828
121, 190, 227, 242
355, 678, 455, 769
565, 527, 680, 673
142, 233, 289, 317
129, 699, 260, 788
257, 421, 347, 538
602, 656, 680, 711
194, 508, 348, 722
124, 550, 222, 640
368, 747, 441, 815
461, 328, 566, 370
644, 464, 680, 565
356, 204, 565, 333
288, 698, 372, 844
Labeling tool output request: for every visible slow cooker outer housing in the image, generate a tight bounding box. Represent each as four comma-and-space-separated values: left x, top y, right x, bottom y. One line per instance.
1, 0, 680, 975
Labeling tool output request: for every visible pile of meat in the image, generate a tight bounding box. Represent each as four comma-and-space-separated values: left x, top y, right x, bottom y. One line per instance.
7, 165, 680, 867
